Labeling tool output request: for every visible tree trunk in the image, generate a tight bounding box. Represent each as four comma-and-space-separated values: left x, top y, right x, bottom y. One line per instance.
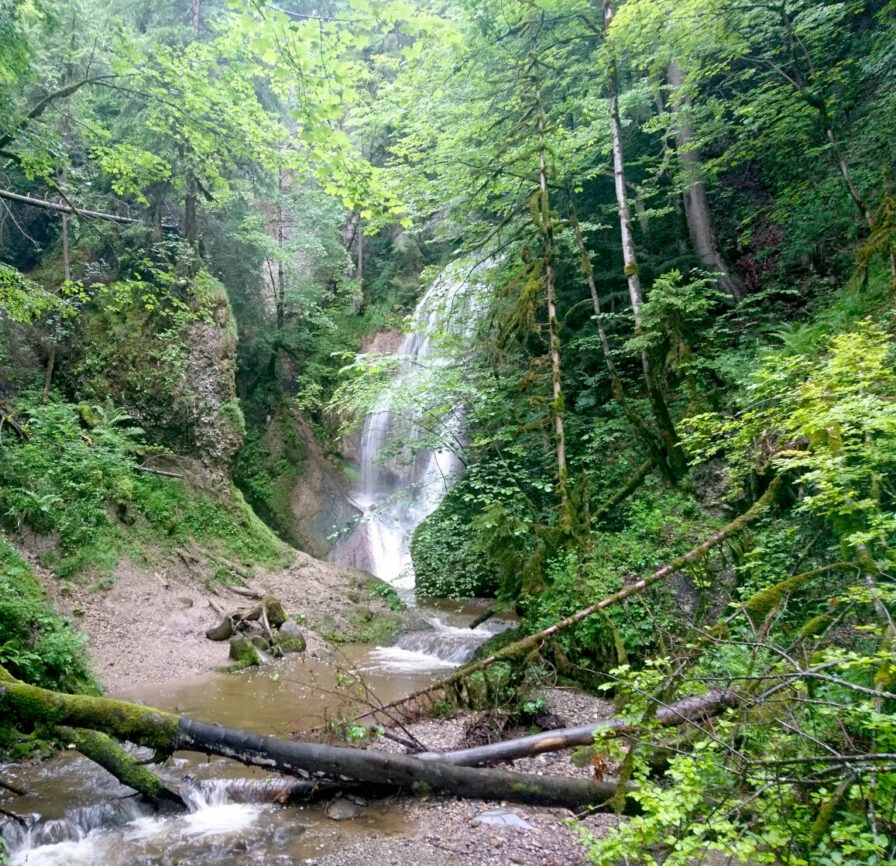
667, 61, 745, 301
604, 2, 687, 482
58, 726, 186, 807
569, 209, 669, 476
0, 672, 630, 812
534, 85, 570, 523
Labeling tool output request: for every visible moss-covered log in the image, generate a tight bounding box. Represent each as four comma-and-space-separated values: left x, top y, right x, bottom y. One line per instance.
0, 671, 630, 811
57, 726, 186, 807
0, 675, 179, 753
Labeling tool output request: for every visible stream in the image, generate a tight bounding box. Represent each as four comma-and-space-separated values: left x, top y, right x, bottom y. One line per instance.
0, 601, 510, 865
0, 263, 494, 863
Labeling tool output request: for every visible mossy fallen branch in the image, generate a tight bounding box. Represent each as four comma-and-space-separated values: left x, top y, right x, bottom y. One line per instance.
57, 726, 185, 807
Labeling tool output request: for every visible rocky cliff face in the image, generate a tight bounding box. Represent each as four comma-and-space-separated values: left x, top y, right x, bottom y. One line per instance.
70, 275, 245, 487
235, 405, 359, 558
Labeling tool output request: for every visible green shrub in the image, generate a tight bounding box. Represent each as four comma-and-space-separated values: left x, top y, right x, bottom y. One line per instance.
0, 536, 96, 693
411, 484, 500, 599
0, 394, 286, 576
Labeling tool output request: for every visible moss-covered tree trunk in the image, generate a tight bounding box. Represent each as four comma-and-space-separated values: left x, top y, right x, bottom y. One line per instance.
603, 0, 687, 482
0, 670, 627, 811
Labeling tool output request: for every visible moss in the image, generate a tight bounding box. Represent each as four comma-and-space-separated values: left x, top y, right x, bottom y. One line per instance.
228, 635, 264, 668
218, 399, 246, 442
262, 597, 287, 627
62, 727, 170, 800
0, 679, 179, 753
276, 634, 306, 654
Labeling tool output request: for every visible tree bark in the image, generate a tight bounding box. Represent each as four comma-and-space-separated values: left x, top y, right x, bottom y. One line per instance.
0, 672, 630, 812
58, 726, 186, 807
415, 688, 739, 766
667, 61, 745, 301
0, 188, 175, 228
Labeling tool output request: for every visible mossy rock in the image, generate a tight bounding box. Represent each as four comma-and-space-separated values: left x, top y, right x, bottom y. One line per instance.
276, 635, 307, 654
275, 621, 306, 654
229, 635, 264, 668
249, 635, 271, 652
262, 597, 287, 628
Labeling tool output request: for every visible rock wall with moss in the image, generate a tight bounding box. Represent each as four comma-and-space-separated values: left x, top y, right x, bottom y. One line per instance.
235, 404, 359, 558
66, 270, 245, 481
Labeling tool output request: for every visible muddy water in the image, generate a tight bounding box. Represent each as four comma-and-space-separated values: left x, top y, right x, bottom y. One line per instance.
1, 602, 510, 865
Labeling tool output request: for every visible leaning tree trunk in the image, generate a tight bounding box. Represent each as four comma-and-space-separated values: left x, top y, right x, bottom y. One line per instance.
534, 81, 571, 526
667, 61, 745, 301
361, 476, 782, 720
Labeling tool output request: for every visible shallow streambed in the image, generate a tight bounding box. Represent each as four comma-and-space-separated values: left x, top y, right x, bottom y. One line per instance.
1, 602, 511, 865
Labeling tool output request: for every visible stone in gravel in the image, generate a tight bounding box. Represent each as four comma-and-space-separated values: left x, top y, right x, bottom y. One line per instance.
325, 798, 364, 820
471, 809, 535, 830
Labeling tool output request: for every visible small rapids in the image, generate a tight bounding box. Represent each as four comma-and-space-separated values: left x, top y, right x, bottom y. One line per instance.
363, 615, 512, 673
3, 779, 268, 866
1, 768, 407, 866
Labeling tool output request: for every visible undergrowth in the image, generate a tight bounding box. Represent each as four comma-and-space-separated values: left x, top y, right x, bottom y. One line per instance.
0, 393, 287, 579
0, 535, 96, 696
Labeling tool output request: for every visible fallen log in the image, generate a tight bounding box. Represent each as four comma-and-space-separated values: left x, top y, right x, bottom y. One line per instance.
58, 726, 186, 808
362, 477, 783, 721
0, 670, 631, 812
415, 688, 739, 766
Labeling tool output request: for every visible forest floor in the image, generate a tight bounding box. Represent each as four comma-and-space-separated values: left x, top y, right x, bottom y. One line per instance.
23, 543, 618, 864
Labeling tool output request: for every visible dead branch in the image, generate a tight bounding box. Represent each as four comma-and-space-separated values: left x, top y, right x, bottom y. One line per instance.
414, 689, 739, 766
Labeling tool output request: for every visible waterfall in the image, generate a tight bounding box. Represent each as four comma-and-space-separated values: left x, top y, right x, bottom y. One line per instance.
330, 263, 481, 591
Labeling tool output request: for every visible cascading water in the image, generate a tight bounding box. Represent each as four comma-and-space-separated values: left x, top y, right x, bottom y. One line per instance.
327, 261, 514, 674
330, 263, 482, 593
0, 266, 511, 865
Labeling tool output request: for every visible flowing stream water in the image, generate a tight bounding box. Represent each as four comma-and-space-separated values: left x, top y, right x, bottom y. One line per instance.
0, 263, 509, 864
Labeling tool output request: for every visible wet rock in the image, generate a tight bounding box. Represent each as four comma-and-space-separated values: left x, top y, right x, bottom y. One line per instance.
325, 798, 364, 820
276, 621, 306, 654
470, 809, 535, 831
229, 635, 264, 667
249, 635, 271, 651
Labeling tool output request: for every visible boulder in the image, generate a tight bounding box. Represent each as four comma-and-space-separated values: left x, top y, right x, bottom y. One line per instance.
229, 635, 264, 668
275, 620, 306, 654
